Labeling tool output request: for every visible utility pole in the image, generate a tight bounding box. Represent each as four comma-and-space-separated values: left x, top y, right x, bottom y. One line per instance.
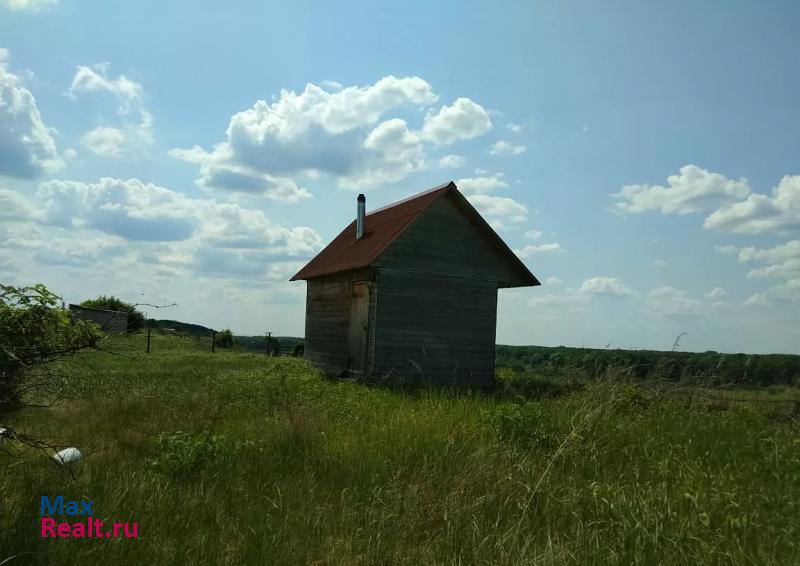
266, 331, 272, 356
211, 330, 216, 354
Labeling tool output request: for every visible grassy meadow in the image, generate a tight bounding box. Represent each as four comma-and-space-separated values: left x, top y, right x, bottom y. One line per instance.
1, 332, 799, 565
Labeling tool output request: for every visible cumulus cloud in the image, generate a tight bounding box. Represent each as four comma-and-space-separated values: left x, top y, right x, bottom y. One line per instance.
455, 175, 508, 194
530, 276, 632, 307
578, 277, 633, 296
706, 287, 728, 300
611, 165, 750, 215
648, 286, 724, 316
714, 244, 738, 254
437, 154, 465, 169
704, 175, 800, 234
0, 187, 40, 220
654, 259, 668, 267
737, 240, 800, 280
524, 228, 543, 240
0, 176, 325, 288
420, 97, 492, 145
35, 177, 321, 256
1, 0, 56, 11
490, 140, 526, 156
467, 194, 528, 227
170, 77, 494, 195
515, 242, 561, 258
506, 123, 522, 134
67, 64, 153, 157
0, 49, 62, 177
743, 293, 771, 307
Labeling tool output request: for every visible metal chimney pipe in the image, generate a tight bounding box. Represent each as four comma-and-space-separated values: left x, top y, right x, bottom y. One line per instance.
356, 194, 365, 239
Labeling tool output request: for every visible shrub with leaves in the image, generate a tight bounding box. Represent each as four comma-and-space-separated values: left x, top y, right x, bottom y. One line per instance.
217, 329, 238, 349
1, 284, 103, 416
80, 295, 145, 331
487, 402, 554, 447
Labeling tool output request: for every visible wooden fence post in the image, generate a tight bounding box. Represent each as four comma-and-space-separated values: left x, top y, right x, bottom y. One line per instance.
146, 328, 151, 353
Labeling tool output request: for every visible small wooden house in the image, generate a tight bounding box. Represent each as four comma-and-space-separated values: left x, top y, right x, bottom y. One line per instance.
290, 181, 540, 387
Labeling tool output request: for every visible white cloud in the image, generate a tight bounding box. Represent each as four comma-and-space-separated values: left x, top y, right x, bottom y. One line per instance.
67, 64, 153, 157
420, 97, 492, 146
530, 291, 590, 307
81, 126, 127, 157
524, 228, 543, 240
506, 123, 522, 134
530, 276, 632, 307
654, 259, 668, 267
714, 244, 738, 254
611, 165, 750, 215
468, 194, 528, 226
0, 187, 40, 220
544, 276, 562, 285
515, 242, 561, 258
33, 177, 321, 256
67, 64, 143, 107
171, 77, 493, 194
455, 175, 508, 194
0, 49, 62, 178
361, 118, 425, 185
704, 175, 800, 234
2, 0, 57, 11
1, 177, 324, 286
706, 287, 727, 300
490, 140, 527, 156
743, 293, 770, 307
579, 277, 633, 296
648, 286, 724, 316
738, 240, 800, 280
437, 154, 465, 169
764, 279, 800, 303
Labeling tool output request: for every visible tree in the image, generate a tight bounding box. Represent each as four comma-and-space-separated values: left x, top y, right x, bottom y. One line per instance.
80, 295, 146, 331
1, 284, 103, 418
217, 329, 238, 349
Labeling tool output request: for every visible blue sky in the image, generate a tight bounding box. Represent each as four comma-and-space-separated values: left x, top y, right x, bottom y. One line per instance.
1, 0, 798, 353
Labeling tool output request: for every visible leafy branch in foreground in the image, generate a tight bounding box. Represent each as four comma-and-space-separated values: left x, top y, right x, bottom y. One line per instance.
1, 284, 104, 448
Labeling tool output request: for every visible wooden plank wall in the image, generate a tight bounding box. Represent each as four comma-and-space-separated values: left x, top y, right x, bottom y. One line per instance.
372, 268, 497, 387
374, 195, 524, 286
303, 269, 377, 377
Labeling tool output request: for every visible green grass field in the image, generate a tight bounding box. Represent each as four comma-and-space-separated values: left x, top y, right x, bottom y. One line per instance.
1, 332, 799, 565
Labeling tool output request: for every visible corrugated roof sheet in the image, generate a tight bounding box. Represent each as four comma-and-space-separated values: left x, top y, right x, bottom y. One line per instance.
290, 182, 453, 281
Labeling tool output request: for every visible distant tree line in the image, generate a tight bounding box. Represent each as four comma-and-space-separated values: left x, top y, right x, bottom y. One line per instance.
495, 345, 800, 386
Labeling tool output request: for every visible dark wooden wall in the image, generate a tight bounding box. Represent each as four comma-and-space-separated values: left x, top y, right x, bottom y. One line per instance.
303, 269, 377, 377
372, 268, 497, 388
374, 194, 524, 285
69, 305, 128, 334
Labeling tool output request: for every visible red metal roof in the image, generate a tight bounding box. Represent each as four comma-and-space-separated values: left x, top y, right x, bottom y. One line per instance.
290, 182, 453, 281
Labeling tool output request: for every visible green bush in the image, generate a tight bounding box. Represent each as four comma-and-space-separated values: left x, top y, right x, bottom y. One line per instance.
217, 329, 238, 349
487, 402, 554, 446
1, 284, 103, 415
80, 295, 146, 331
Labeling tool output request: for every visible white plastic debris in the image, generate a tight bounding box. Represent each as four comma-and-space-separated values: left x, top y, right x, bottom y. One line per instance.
53, 447, 83, 465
